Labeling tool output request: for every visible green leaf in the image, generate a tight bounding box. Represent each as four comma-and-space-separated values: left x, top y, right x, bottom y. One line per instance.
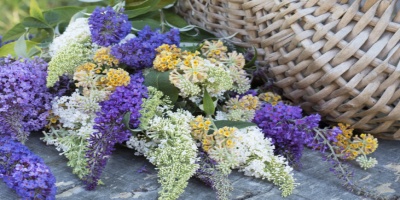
14, 34, 28, 58
27, 47, 41, 57
30, 0, 45, 21
44, 10, 61, 26
126, 0, 161, 12
43, 7, 85, 24
203, 88, 215, 116
131, 19, 162, 30
163, 9, 188, 28
3, 23, 26, 42
22, 17, 51, 28
156, 0, 176, 9
243, 46, 258, 69
124, 6, 152, 19
144, 69, 179, 103
214, 120, 256, 129
0, 40, 38, 57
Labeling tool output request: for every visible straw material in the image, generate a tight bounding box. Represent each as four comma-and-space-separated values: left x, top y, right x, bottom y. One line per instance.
177, 0, 400, 140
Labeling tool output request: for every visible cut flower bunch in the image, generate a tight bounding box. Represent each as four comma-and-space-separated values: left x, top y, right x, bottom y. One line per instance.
0, 0, 381, 199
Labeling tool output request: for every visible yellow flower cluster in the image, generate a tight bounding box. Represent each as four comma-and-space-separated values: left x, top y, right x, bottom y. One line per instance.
102, 68, 130, 88
76, 62, 97, 72
190, 116, 237, 152
74, 62, 101, 91
226, 95, 260, 111
153, 44, 181, 72
93, 47, 119, 66
190, 116, 212, 141
201, 40, 228, 59
222, 51, 245, 69
202, 126, 237, 152
259, 92, 282, 106
180, 52, 208, 83
335, 123, 378, 160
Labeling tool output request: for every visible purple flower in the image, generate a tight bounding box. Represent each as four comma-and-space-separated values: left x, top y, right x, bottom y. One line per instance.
111, 26, 180, 69
89, 6, 131, 47
0, 137, 56, 199
0, 56, 53, 142
253, 102, 321, 166
84, 72, 148, 190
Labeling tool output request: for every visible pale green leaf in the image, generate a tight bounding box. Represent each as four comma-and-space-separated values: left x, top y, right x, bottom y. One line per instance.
144, 69, 179, 103
14, 34, 28, 58
0, 41, 38, 57
30, 0, 45, 21
203, 88, 215, 116
214, 120, 256, 129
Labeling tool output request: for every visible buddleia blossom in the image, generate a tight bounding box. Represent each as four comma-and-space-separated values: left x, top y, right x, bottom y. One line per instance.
111, 26, 180, 69
201, 40, 228, 59
49, 18, 91, 56
0, 56, 53, 143
258, 92, 282, 105
205, 64, 233, 96
84, 72, 148, 190
42, 89, 106, 179
144, 110, 198, 200
89, 6, 131, 47
253, 102, 320, 166
334, 123, 378, 170
0, 137, 56, 199
196, 151, 233, 200
93, 47, 119, 67
137, 87, 171, 130
47, 43, 92, 87
192, 121, 239, 175
153, 44, 181, 72
230, 126, 297, 197
222, 94, 260, 121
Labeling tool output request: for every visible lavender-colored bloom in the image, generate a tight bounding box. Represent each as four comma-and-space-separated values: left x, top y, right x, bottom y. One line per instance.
253, 102, 321, 166
89, 6, 131, 47
0, 56, 53, 142
0, 137, 57, 199
84, 72, 148, 190
111, 26, 180, 69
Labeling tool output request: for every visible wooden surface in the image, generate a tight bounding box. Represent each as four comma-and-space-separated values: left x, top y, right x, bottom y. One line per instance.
1, 132, 399, 199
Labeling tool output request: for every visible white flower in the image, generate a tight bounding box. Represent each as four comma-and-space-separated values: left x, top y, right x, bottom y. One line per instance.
49, 18, 91, 56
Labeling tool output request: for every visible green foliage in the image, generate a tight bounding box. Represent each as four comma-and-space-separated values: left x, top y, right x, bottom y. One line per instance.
202, 89, 215, 116
214, 120, 256, 130
144, 69, 179, 103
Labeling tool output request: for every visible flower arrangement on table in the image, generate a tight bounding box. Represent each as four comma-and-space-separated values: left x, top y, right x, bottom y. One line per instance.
0, 0, 381, 200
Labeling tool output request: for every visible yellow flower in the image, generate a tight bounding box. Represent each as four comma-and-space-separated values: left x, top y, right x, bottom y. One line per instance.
94, 47, 119, 66
259, 92, 282, 106
201, 40, 228, 59
226, 139, 234, 148
104, 68, 130, 89
153, 44, 181, 72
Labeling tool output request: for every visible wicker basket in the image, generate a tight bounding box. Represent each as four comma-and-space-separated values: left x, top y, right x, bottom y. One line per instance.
177, 0, 400, 140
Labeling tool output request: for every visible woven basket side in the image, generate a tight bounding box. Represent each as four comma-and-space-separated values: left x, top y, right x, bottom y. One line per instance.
266, 0, 400, 139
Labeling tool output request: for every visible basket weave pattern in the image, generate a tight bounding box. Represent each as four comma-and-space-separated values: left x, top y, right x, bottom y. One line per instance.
177, 0, 400, 140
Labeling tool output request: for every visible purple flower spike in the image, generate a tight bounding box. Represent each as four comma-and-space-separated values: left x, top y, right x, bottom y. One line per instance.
0, 56, 53, 142
84, 72, 148, 190
89, 6, 132, 47
253, 102, 321, 166
0, 137, 57, 199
